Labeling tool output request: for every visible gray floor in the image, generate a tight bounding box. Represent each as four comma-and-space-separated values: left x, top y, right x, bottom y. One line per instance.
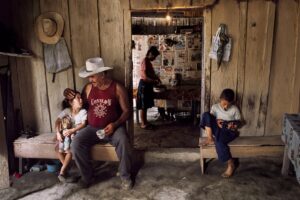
1, 156, 300, 200
2, 109, 299, 199
134, 107, 200, 149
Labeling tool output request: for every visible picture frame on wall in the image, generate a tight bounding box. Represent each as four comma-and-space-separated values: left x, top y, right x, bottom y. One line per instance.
188, 49, 201, 62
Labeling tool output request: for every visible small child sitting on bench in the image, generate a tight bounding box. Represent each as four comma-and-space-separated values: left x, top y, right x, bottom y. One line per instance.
55, 91, 87, 182
200, 88, 241, 178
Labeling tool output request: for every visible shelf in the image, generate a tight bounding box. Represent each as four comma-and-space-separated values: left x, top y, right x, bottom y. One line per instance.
0, 51, 33, 58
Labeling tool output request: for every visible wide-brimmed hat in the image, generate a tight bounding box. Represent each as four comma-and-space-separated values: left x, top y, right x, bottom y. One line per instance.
79, 57, 112, 78
35, 12, 64, 44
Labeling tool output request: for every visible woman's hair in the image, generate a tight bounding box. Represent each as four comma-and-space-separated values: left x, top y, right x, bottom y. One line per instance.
146, 46, 160, 57
220, 88, 235, 103
62, 90, 81, 109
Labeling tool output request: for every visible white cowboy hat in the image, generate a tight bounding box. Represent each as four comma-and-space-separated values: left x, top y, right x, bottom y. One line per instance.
79, 57, 112, 78
35, 12, 64, 44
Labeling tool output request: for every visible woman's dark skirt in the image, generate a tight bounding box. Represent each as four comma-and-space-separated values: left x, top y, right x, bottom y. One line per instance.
136, 80, 154, 110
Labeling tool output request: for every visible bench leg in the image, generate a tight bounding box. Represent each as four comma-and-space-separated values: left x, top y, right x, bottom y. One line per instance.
19, 158, 23, 175
200, 147, 205, 174
135, 99, 140, 124
281, 145, 290, 176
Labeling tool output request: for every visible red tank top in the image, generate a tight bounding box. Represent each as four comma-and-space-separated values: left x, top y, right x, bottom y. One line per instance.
87, 81, 120, 128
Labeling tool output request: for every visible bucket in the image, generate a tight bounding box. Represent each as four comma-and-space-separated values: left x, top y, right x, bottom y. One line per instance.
46, 160, 60, 173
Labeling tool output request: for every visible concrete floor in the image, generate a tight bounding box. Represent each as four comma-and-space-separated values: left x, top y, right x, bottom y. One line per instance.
1, 156, 299, 200
1, 108, 298, 199
134, 121, 200, 149
133, 107, 200, 149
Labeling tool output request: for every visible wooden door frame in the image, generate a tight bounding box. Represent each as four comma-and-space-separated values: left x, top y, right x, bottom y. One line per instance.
124, 3, 214, 142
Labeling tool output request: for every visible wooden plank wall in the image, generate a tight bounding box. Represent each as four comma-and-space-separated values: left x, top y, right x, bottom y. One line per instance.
0, 86, 9, 189
6, 0, 300, 136
10, 0, 51, 132
9, 0, 130, 132
206, 0, 298, 136
266, 0, 300, 134
0, 0, 11, 189
239, 1, 275, 135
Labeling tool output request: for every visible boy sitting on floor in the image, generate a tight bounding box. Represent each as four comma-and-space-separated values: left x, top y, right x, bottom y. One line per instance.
200, 88, 241, 178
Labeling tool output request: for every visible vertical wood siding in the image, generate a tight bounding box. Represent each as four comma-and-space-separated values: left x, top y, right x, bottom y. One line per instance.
7, 0, 300, 136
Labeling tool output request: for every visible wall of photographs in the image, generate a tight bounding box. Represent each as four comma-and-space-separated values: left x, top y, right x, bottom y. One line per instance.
132, 33, 202, 89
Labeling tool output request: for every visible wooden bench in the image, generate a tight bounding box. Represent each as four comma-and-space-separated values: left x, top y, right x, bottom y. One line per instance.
14, 133, 119, 173
199, 136, 284, 174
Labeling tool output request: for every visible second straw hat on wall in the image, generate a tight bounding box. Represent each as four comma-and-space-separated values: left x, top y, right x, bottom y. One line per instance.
35, 12, 64, 44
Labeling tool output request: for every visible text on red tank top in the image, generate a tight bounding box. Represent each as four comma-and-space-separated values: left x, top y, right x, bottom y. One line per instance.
87, 81, 120, 128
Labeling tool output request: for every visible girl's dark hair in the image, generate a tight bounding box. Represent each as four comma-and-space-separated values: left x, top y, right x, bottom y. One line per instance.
220, 88, 235, 103
146, 46, 160, 57
62, 90, 81, 109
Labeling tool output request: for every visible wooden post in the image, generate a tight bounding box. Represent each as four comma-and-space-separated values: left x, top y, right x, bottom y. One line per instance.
200, 8, 212, 137
281, 145, 290, 176
0, 86, 10, 189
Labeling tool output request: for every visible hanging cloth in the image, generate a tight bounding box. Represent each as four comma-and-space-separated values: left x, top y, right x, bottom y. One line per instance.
209, 24, 231, 68
44, 38, 72, 82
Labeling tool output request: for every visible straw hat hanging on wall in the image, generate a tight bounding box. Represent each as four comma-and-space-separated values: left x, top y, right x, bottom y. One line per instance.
35, 12, 64, 44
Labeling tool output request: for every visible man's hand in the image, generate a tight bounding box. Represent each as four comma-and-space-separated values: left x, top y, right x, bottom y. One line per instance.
217, 119, 224, 128
63, 129, 74, 137
63, 88, 76, 100
104, 123, 115, 136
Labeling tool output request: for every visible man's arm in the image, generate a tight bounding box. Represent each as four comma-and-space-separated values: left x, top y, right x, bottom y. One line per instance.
103, 82, 130, 135
80, 84, 92, 109
63, 121, 87, 137
113, 83, 130, 128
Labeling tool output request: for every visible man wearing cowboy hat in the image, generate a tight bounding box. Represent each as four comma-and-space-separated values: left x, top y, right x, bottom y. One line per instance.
64, 57, 132, 189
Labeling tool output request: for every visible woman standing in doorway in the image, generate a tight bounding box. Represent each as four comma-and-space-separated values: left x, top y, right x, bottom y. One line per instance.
136, 46, 161, 129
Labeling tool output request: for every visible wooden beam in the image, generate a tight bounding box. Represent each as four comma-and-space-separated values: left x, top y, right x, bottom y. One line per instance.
236, 1, 248, 107
40, 0, 75, 131
130, 0, 217, 10
240, 0, 276, 136
99, 0, 126, 83
0, 86, 10, 189
0, 55, 8, 66
69, 0, 100, 91
209, 0, 240, 105
11, 0, 51, 132
265, 0, 299, 134
291, 2, 300, 113
123, 8, 134, 144
201, 8, 212, 116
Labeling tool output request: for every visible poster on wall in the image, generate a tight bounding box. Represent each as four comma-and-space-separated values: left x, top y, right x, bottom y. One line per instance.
159, 67, 172, 85
183, 64, 198, 80
186, 34, 201, 49
132, 51, 143, 66
162, 51, 175, 67
132, 67, 139, 89
175, 50, 187, 66
147, 35, 159, 48
159, 35, 174, 51
153, 66, 161, 76
174, 66, 184, 74
152, 54, 162, 66
132, 33, 202, 88
188, 49, 201, 62
174, 34, 186, 50
132, 35, 148, 53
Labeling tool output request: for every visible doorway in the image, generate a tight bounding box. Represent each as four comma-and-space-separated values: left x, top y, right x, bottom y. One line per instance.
131, 9, 203, 149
